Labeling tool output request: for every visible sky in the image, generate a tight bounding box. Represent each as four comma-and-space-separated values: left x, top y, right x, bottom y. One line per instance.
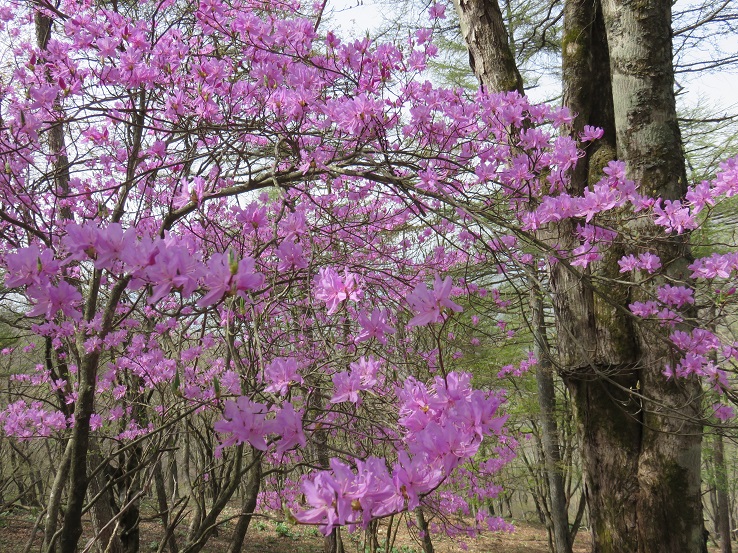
325, 0, 738, 115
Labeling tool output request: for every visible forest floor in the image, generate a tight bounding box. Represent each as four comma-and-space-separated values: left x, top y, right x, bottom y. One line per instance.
0, 508, 725, 553
0, 507, 593, 553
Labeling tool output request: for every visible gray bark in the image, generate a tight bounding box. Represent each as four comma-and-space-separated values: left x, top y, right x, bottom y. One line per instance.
225, 453, 261, 553
87, 451, 123, 553
531, 281, 572, 553
557, 1, 643, 551
715, 430, 732, 553
600, 1, 704, 551
451, 0, 524, 94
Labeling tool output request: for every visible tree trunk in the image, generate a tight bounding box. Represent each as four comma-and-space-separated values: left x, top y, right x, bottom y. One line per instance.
87, 451, 124, 553
453, 0, 706, 551
60, 353, 100, 553
414, 508, 434, 553
225, 453, 261, 553
119, 445, 142, 553
451, 0, 523, 94
715, 430, 732, 553
43, 439, 73, 553
600, 1, 704, 551
531, 281, 572, 553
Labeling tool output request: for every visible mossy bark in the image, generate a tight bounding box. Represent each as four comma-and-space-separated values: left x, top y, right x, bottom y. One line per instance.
568, 375, 642, 553
601, 0, 704, 551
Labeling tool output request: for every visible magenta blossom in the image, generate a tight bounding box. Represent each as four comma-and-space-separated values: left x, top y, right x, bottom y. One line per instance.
314, 267, 363, 315
407, 274, 463, 327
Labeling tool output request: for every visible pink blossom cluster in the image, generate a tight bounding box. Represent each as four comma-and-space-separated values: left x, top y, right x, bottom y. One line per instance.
0, 400, 67, 439
314, 267, 363, 315
294, 372, 507, 533
330, 356, 383, 404
214, 398, 306, 456
406, 275, 463, 326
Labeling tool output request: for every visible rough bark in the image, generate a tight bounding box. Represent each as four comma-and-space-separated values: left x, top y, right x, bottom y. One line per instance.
715, 430, 732, 553
451, 0, 524, 94
567, 373, 641, 552
556, 2, 645, 551
600, 1, 704, 551
225, 453, 261, 553
414, 508, 434, 553
87, 451, 124, 553
531, 281, 572, 553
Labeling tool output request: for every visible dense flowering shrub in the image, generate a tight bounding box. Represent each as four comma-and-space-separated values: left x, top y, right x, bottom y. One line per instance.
0, 0, 737, 549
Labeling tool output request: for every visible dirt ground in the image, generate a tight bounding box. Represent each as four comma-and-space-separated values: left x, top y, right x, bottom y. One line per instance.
0, 508, 594, 553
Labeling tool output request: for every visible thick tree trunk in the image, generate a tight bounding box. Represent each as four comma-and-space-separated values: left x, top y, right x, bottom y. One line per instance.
453, 0, 705, 551
566, 375, 641, 552
600, 1, 704, 551
451, 0, 523, 94
557, 2, 645, 551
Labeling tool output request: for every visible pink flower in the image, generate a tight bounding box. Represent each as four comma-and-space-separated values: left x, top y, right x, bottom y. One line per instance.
356, 308, 395, 344
330, 370, 362, 404
264, 357, 302, 396
233, 202, 268, 233
146, 239, 204, 304
618, 254, 638, 273
4, 246, 60, 287
294, 472, 341, 531
314, 267, 363, 315
26, 282, 83, 321
580, 125, 604, 142
350, 356, 382, 388
428, 2, 446, 19
656, 284, 694, 307
275, 237, 308, 272
407, 274, 463, 327
214, 397, 269, 451
638, 252, 661, 273
271, 403, 307, 454
713, 403, 735, 421
653, 199, 697, 234
235, 257, 265, 295
198, 252, 233, 307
